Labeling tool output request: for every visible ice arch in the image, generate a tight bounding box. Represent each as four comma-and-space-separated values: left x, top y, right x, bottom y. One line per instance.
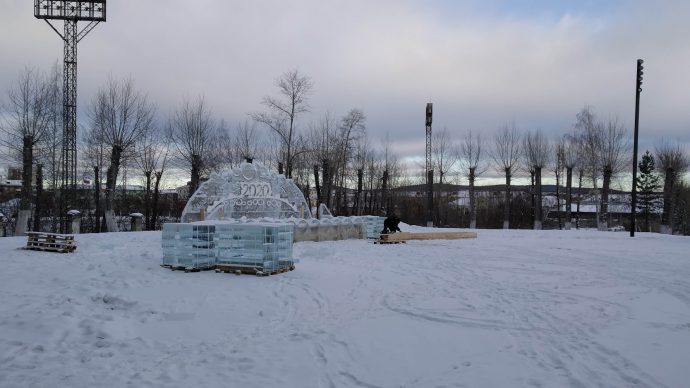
180, 162, 312, 222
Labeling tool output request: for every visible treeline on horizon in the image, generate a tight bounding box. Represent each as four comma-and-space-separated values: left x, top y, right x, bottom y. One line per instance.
1, 66, 689, 235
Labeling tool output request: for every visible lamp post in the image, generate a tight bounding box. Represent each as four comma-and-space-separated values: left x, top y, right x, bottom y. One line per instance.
630, 58, 643, 237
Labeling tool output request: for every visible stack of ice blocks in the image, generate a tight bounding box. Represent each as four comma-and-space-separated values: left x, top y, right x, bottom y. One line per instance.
215, 223, 294, 272
162, 224, 216, 269
359, 216, 385, 238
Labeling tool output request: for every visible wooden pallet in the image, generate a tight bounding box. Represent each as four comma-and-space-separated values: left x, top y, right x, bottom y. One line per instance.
160, 262, 296, 276
379, 231, 478, 242
160, 264, 215, 273
24, 232, 77, 253
215, 263, 296, 276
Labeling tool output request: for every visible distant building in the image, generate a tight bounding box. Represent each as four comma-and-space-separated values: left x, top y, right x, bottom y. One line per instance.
0, 179, 22, 198
6, 167, 22, 180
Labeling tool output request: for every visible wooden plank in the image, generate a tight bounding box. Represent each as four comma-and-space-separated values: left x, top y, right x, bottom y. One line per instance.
381, 231, 477, 242
215, 264, 264, 275
27, 241, 75, 247
24, 246, 73, 253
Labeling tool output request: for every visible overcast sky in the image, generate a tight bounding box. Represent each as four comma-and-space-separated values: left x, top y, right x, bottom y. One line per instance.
1, 0, 689, 172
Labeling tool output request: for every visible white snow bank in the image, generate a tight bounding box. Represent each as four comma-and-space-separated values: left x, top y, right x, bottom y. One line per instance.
1, 229, 689, 387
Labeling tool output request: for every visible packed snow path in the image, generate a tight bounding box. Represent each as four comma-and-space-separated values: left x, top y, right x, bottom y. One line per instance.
1, 229, 689, 387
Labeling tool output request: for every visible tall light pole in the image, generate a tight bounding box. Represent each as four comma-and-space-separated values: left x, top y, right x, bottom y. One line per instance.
34, 1, 106, 231
630, 58, 643, 237
425, 103, 433, 227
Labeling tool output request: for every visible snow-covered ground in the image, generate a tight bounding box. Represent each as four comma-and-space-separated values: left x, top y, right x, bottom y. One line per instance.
1, 227, 689, 387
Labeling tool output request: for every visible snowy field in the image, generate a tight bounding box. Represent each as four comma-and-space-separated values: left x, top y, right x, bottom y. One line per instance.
1, 227, 689, 388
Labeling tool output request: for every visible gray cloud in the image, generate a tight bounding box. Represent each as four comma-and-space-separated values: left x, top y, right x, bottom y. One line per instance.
1, 0, 689, 165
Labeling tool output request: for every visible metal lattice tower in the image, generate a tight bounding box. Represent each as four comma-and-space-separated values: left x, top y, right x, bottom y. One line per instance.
425, 103, 433, 227
34, 1, 106, 226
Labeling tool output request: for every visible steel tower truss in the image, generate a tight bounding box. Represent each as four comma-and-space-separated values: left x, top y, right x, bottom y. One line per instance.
425, 103, 433, 226
34, 1, 106, 222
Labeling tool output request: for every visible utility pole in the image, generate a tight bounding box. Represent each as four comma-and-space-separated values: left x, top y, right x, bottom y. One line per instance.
34, 1, 106, 232
631, 59, 643, 237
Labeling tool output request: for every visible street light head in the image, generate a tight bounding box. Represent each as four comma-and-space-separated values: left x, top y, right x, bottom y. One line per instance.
636, 59, 644, 88
425, 103, 433, 126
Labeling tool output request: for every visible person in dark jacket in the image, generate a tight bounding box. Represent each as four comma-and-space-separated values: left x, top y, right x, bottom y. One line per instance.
381, 214, 401, 234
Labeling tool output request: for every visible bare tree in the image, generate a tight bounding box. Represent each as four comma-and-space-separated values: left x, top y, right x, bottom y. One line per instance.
574, 106, 605, 228
334, 109, 366, 214
492, 123, 521, 229
168, 95, 219, 199
90, 77, 155, 231
134, 125, 168, 230
151, 150, 169, 230
42, 64, 63, 231
286, 133, 312, 200
26, 63, 62, 232
553, 139, 566, 229
432, 127, 459, 225
562, 133, 580, 230
523, 130, 551, 230
460, 130, 484, 229
381, 133, 396, 215
655, 139, 688, 234
251, 69, 313, 178
234, 120, 262, 163
81, 121, 107, 232
598, 119, 629, 230
308, 112, 339, 213
351, 136, 372, 216
363, 147, 384, 215
1, 68, 55, 235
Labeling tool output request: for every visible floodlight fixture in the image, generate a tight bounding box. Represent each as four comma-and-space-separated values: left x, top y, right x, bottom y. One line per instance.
636, 59, 644, 92
426, 103, 433, 126
35, 1, 106, 21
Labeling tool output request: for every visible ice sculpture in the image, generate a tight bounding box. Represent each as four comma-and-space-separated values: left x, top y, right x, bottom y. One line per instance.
181, 162, 312, 222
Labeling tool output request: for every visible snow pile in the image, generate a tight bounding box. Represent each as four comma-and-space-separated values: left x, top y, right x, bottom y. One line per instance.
1, 229, 689, 387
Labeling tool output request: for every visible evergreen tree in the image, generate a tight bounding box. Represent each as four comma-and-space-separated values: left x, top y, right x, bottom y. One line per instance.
636, 150, 662, 231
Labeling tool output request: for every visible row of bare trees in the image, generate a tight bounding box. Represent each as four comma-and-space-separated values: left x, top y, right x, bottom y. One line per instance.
435, 106, 688, 233
0, 67, 391, 233
2, 67, 689, 234
0, 66, 62, 235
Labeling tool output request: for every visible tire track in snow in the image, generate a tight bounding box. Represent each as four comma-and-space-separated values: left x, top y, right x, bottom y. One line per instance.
485, 244, 671, 388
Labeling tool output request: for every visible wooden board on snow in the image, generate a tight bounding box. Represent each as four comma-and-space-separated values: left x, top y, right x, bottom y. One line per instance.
380, 231, 477, 242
